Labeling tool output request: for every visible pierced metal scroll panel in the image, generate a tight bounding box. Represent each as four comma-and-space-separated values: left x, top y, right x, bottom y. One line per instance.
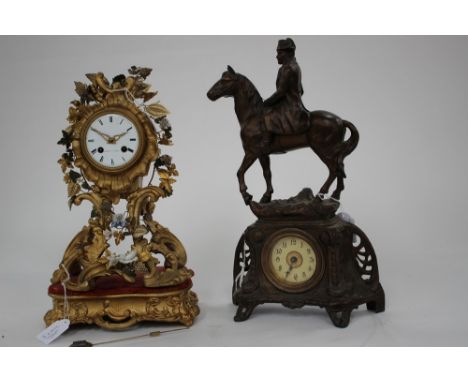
349, 224, 379, 288
233, 233, 251, 294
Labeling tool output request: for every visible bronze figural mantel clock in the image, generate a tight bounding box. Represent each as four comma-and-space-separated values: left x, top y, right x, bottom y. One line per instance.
208, 38, 385, 328
45, 67, 199, 330
231, 192, 385, 328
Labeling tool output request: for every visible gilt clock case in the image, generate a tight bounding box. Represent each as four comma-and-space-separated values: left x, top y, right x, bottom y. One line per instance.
46, 68, 200, 330
232, 208, 385, 328
72, 93, 159, 198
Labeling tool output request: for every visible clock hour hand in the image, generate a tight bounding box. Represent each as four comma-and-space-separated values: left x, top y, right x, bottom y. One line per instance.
284, 264, 293, 279
91, 127, 113, 143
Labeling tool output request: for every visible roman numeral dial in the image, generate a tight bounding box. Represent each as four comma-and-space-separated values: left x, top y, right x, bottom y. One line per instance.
84, 112, 140, 170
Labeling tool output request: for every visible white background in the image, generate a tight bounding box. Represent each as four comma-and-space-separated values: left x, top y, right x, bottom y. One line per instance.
0, 35, 467, 347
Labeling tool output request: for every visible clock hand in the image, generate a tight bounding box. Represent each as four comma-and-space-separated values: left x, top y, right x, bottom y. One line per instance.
91, 127, 113, 143
112, 127, 133, 143
285, 255, 299, 278
285, 264, 293, 279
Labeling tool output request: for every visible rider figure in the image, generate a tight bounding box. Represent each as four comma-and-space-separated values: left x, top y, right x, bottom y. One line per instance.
261, 38, 309, 152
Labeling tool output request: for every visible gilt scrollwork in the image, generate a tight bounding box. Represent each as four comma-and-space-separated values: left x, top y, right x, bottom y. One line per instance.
48, 67, 199, 329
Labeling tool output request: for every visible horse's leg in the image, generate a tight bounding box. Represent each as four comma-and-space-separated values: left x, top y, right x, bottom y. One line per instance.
259, 155, 273, 203
331, 161, 345, 200
308, 128, 337, 197
319, 167, 336, 196
317, 154, 337, 197
237, 153, 257, 205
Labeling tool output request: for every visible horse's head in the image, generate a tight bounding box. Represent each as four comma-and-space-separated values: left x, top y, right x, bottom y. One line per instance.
207, 65, 239, 101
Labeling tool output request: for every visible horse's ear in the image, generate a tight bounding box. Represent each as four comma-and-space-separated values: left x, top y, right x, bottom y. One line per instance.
227, 65, 236, 74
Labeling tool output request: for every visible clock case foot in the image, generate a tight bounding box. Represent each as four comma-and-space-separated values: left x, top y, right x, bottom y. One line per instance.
233, 285, 384, 328
234, 303, 258, 322
232, 192, 385, 328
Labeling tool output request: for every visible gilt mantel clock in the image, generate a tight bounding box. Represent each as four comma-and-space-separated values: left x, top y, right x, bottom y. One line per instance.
45, 67, 199, 330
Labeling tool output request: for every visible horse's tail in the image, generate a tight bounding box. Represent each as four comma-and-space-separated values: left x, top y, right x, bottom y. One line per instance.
341, 120, 359, 157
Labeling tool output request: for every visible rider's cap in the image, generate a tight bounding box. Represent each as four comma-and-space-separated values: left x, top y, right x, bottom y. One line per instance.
277, 38, 296, 52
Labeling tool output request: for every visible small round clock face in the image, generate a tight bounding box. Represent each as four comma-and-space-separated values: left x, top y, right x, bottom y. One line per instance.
262, 230, 324, 292
84, 112, 141, 171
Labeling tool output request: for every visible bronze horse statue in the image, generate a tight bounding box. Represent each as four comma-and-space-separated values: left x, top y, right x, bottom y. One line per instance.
207, 66, 359, 205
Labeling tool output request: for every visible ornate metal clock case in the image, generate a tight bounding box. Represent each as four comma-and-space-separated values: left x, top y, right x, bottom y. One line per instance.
208, 38, 385, 328
232, 190, 385, 328
45, 67, 199, 330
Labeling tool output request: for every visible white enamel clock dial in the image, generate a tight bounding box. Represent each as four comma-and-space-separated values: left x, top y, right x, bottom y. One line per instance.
84, 113, 140, 170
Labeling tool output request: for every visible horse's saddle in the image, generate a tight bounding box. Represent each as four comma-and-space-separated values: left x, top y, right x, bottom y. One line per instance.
263, 104, 309, 135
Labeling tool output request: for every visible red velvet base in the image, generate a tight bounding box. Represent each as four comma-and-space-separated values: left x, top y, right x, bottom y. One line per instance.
48, 273, 193, 297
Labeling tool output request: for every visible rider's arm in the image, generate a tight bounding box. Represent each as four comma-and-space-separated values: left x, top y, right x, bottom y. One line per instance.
263, 66, 294, 106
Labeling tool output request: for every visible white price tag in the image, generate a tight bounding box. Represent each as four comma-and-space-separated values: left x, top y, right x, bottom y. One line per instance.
37, 319, 70, 345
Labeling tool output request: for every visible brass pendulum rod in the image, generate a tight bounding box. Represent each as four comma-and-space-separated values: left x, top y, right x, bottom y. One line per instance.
70, 327, 188, 347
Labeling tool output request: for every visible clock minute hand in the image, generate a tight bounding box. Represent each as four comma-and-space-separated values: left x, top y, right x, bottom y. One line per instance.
91, 127, 113, 143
